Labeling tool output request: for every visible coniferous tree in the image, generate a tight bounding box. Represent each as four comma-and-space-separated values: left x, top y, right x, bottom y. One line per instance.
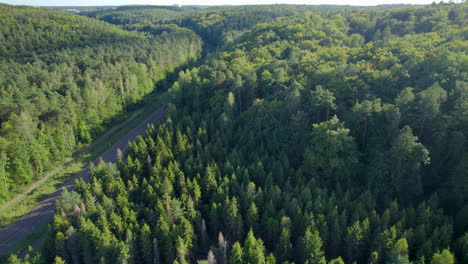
300, 227, 326, 264
140, 224, 153, 264
230, 242, 244, 264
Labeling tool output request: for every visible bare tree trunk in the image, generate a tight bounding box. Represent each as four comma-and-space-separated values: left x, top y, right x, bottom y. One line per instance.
363, 117, 368, 151
218, 232, 227, 264
236, 88, 242, 113
208, 250, 217, 264
316, 107, 320, 123
153, 237, 161, 264
326, 105, 329, 121
200, 218, 208, 252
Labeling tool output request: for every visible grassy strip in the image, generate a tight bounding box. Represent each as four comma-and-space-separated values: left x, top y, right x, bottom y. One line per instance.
0, 91, 166, 230
0, 161, 82, 229
0, 220, 50, 263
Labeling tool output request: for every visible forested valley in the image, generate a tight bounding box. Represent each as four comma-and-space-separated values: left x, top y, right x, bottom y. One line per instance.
1, 2, 467, 264
0, 3, 202, 202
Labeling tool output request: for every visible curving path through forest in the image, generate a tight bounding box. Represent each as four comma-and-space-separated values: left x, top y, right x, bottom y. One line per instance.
0, 106, 166, 257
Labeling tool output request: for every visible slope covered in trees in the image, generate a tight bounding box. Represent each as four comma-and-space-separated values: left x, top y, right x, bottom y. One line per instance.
0, 4, 202, 203
83, 5, 197, 26
0, 4, 144, 57
5, 2, 468, 264
84, 5, 374, 48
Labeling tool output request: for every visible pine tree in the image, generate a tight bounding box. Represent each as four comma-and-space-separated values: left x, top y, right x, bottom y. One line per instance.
387, 238, 411, 264
230, 242, 243, 264
140, 224, 153, 264
246, 202, 259, 229
275, 227, 292, 263
243, 229, 266, 264
176, 236, 189, 264
115, 241, 131, 264
300, 227, 326, 264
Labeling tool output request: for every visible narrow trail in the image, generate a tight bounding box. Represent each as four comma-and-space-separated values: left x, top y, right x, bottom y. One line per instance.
0, 165, 63, 214
0, 106, 166, 257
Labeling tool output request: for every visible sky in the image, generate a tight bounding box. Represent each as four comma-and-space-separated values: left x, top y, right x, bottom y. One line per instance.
0, 0, 444, 7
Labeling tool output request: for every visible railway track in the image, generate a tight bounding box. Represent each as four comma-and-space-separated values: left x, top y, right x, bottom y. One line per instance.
0, 106, 166, 257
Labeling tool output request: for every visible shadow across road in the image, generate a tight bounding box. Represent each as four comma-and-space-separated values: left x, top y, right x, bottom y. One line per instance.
0, 106, 166, 257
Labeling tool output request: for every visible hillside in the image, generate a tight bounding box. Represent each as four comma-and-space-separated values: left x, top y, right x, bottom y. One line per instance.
0, 4, 145, 57
0, 4, 202, 203
83, 5, 197, 26
3, 2, 468, 264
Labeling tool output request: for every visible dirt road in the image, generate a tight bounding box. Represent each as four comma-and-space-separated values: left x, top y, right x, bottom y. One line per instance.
0, 106, 166, 257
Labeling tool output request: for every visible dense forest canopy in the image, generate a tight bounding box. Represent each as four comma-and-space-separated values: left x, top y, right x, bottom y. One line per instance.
83, 6, 197, 27
0, 4, 202, 202
2, 2, 468, 264
0, 4, 146, 57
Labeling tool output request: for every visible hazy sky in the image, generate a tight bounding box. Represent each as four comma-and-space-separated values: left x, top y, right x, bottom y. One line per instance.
1, 0, 440, 6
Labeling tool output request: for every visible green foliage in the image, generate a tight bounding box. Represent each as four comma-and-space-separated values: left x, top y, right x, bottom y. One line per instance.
52, 256, 66, 264
14, 2, 467, 264
230, 242, 244, 264
303, 116, 359, 186
243, 229, 269, 264
300, 227, 326, 264
328, 257, 345, 264
0, 4, 143, 57
389, 126, 429, 203
0, 4, 202, 199
84, 5, 195, 26
430, 249, 455, 264
56, 189, 82, 215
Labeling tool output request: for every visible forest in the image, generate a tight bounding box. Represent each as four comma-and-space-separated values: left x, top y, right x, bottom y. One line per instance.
1, 2, 467, 264
0, 3, 202, 202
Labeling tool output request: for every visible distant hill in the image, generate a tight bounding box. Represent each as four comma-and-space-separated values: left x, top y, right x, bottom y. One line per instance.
82, 5, 198, 25
0, 3, 144, 57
